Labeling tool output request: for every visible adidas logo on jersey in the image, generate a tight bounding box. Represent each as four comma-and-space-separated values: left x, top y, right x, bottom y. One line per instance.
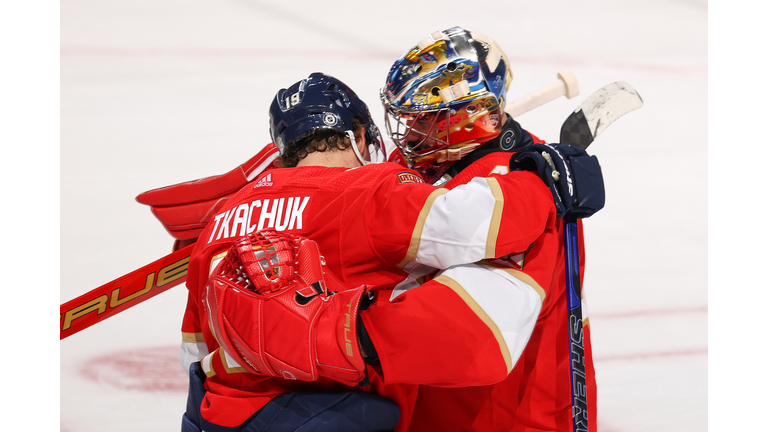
254, 173, 274, 188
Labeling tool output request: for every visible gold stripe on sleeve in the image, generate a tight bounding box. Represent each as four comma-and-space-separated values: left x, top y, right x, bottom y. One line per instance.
202, 350, 216, 378
397, 188, 449, 268
219, 346, 250, 374
209, 251, 229, 275
433, 274, 513, 374
479, 261, 547, 301
182, 332, 205, 343
485, 177, 505, 259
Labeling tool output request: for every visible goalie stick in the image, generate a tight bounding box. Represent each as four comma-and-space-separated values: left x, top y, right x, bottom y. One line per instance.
60, 243, 195, 339
559, 81, 643, 431
506, 69, 579, 118
60, 144, 280, 340
560, 81, 643, 149
58, 79, 638, 341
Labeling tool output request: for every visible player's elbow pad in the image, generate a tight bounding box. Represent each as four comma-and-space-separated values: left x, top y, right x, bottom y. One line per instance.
436, 263, 543, 374
418, 178, 499, 268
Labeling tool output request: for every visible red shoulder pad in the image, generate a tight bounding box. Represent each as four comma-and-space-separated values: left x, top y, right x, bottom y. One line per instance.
135, 144, 279, 241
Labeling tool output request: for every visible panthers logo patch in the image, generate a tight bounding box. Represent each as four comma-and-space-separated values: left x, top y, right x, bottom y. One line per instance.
397, 172, 425, 184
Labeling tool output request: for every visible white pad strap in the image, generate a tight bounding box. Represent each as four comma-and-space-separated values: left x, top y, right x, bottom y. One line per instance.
438, 81, 471, 103
417, 31, 449, 51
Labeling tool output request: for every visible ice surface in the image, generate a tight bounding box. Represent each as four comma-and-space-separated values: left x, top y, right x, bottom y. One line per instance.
53, 0, 712, 430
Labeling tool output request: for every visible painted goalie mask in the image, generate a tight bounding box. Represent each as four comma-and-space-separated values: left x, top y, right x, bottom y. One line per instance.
380, 26, 513, 169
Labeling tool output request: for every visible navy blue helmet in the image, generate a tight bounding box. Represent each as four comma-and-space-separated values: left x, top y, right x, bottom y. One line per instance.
269, 73, 386, 163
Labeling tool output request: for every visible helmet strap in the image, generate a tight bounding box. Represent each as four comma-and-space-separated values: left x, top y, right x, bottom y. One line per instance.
347, 130, 386, 165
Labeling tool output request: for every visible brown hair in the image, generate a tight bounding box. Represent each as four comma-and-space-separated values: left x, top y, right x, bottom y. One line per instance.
277, 118, 365, 168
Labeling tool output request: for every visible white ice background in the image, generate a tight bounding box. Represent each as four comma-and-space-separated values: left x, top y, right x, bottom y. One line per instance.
32, 0, 723, 430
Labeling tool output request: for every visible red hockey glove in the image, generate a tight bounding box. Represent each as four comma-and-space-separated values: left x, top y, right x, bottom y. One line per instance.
135, 144, 280, 248
203, 230, 372, 387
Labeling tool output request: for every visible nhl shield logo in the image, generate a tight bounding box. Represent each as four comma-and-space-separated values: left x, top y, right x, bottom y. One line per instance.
323, 113, 338, 126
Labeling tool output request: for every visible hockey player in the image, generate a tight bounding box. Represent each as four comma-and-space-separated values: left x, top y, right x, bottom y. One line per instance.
368, 26, 599, 431
171, 71, 604, 432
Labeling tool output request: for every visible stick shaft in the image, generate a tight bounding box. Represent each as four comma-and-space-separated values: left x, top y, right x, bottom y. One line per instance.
564, 214, 589, 431
506, 69, 579, 118
60, 243, 195, 339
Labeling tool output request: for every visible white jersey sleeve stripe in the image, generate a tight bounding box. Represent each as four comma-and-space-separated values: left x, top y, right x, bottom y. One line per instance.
201, 351, 216, 377
179, 337, 209, 377
435, 263, 543, 373
415, 178, 499, 269
398, 188, 449, 268
482, 264, 547, 302
220, 346, 249, 374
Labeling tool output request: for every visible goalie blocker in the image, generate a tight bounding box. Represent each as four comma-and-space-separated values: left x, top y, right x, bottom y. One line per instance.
203, 230, 378, 387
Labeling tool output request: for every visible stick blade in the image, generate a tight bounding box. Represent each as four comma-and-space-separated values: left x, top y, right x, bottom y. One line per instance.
560, 81, 644, 149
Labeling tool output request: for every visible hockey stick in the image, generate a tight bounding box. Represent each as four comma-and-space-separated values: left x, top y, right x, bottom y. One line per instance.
505, 69, 579, 118
563, 212, 589, 431
559, 81, 643, 431
60, 243, 196, 339
61, 145, 281, 340
560, 81, 644, 149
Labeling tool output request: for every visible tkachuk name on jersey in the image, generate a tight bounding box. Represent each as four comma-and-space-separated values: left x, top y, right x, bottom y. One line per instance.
207, 197, 310, 244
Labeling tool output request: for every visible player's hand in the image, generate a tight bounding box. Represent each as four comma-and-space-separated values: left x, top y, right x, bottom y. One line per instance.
509, 143, 605, 218
203, 230, 373, 387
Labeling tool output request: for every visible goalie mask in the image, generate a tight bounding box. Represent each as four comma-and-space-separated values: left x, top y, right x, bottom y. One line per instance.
380, 26, 513, 170
269, 72, 387, 165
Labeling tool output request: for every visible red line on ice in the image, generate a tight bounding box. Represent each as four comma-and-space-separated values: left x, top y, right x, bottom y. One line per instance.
60, 47, 705, 74
595, 347, 707, 362
593, 305, 707, 320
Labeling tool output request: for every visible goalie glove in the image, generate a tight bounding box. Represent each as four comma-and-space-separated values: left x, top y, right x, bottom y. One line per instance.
135, 144, 280, 248
203, 230, 373, 387
509, 143, 605, 218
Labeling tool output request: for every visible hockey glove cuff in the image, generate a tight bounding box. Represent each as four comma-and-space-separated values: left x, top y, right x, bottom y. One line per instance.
510, 143, 605, 218
203, 230, 372, 387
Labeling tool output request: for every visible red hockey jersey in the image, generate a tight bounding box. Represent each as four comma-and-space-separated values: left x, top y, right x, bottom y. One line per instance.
181, 161, 558, 427
387, 151, 598, 432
